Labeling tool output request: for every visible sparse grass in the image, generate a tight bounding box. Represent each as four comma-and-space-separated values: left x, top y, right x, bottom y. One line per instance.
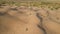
0, 0, 60, 10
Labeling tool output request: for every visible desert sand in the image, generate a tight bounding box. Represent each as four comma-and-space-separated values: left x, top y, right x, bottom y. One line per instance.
0, 5, 60, 34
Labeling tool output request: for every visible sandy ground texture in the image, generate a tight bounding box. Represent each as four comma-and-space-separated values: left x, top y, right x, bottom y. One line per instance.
0, 5, 60, 34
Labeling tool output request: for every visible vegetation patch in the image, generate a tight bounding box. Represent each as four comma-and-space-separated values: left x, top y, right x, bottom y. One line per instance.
0, 0, 60, 10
